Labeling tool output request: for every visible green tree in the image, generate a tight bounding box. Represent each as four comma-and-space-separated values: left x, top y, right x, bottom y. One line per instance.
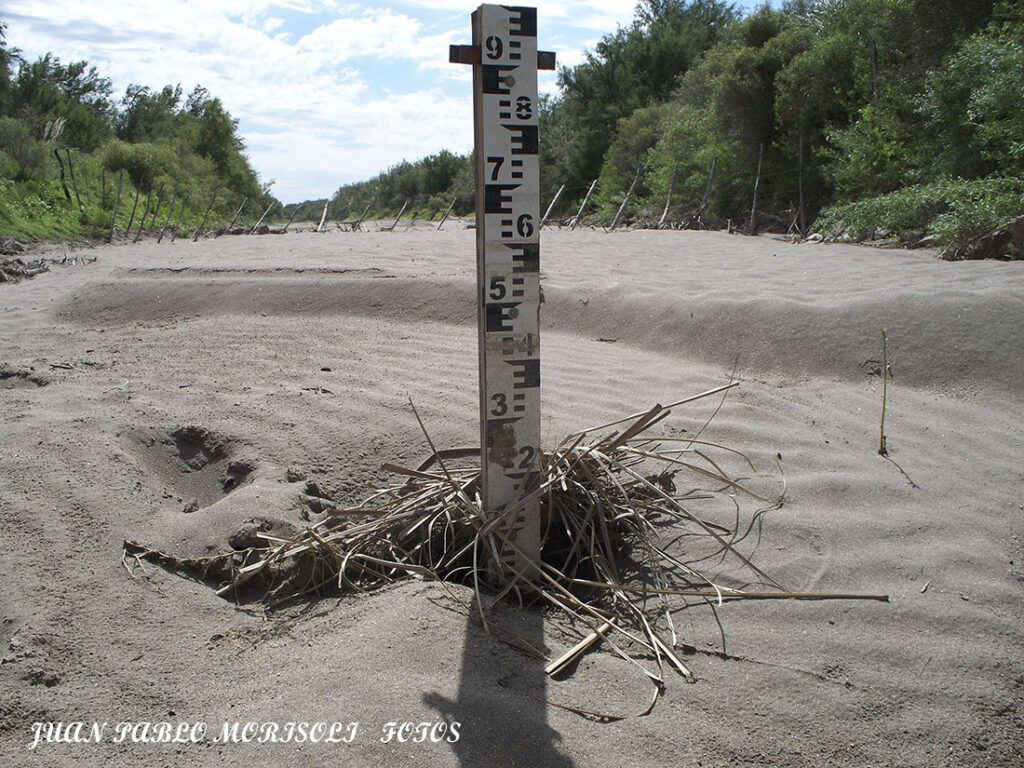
544, 1, 738, 201
648, 6, 814, 219
918, 32, 1024, 178
117, 83, 183, 143
7, 54, 114, 148
188, 93, 262, 202
0, 21, 19, 115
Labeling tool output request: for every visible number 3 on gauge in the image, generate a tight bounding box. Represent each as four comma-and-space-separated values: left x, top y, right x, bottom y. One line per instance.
491, 393, 508, 416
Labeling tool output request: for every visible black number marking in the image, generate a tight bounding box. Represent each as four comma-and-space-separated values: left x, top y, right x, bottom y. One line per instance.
518, 445, 536, 469
487, 155, 504, 182
489, 276, 507, 300
515, 96, 532, 120
516, 213, 534, 238
485, 35, 503, 60
491, 393, 508, 416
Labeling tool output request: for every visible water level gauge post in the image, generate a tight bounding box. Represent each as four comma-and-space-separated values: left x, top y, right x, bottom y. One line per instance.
450, 5, 555, 582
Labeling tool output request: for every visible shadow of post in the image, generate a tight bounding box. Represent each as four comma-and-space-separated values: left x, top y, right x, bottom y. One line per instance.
424, 594, 574, 768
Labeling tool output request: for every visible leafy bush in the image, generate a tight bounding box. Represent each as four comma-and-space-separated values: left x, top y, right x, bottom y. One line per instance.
918, 33, 1024, 178
98, 138, 179, 189
817, 177, 1024, 255
0, 116, 51, 181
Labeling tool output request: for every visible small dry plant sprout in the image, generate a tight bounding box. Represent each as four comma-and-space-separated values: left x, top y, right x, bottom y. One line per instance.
879, 328, 890, 456
124, 382, 888, 714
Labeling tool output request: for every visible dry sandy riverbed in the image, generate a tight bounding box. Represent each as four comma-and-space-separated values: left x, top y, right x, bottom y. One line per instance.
1, 224, 1023, 767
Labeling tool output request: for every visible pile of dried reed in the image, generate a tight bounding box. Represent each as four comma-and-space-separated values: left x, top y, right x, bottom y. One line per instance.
124, 382, 886, 703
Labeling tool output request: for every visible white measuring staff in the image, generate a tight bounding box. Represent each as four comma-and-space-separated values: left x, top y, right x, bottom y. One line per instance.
451, 6, 554, 579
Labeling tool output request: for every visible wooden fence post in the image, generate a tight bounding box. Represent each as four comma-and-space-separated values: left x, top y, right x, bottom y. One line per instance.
540, 183, 565, 229
316, 201, 329, 233
570, 179, 598, 230
107, 170, 124, 243
193, 189, 218, 241
53, 149, 72, 203
80, 157, 90, 207
147, 182, 165, 229
248, 199, 274, 233
281, 203, 303, 233
223, 197, 247, 234
157, 184, 178, 243
701, 157, 717, 213
690, 155, 718, 229
352, 202, 371, 232
125, 183, 142, 234
748, 143, 764, 234
382, 201, 407, 232
133, 185, 154, 243
65, 149, 83, 211
657, 164, 678, 229
436, 198, 456, 231
797, 130, 806, 237
170, 191, 191, 243
610, 168, 642, 230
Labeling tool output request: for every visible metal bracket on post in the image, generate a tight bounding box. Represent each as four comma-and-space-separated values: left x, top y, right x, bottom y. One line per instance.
451, 6, 554, 581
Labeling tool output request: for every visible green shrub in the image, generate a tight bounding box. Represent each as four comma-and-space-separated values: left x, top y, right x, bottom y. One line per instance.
817, 177, 1024, 255
0, 117, 52, 181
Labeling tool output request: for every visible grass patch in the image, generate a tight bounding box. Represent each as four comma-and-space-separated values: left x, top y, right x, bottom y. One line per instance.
0, 179, 84, 240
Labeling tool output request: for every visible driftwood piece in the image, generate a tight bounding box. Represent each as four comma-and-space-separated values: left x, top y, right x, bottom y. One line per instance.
316, 201, 329, 233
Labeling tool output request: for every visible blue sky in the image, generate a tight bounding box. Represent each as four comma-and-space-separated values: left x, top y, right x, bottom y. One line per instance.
4, 1, 770, 203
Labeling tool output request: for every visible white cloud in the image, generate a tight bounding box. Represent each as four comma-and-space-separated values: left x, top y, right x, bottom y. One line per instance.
3, 0, 645, 202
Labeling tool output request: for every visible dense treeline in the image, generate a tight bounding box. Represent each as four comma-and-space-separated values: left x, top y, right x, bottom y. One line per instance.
324, 0, 1022, 256
317, 150, 474, 224
0, 20, 275, 241
534, 0, 1024, 254
4, 1, 1022, 253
